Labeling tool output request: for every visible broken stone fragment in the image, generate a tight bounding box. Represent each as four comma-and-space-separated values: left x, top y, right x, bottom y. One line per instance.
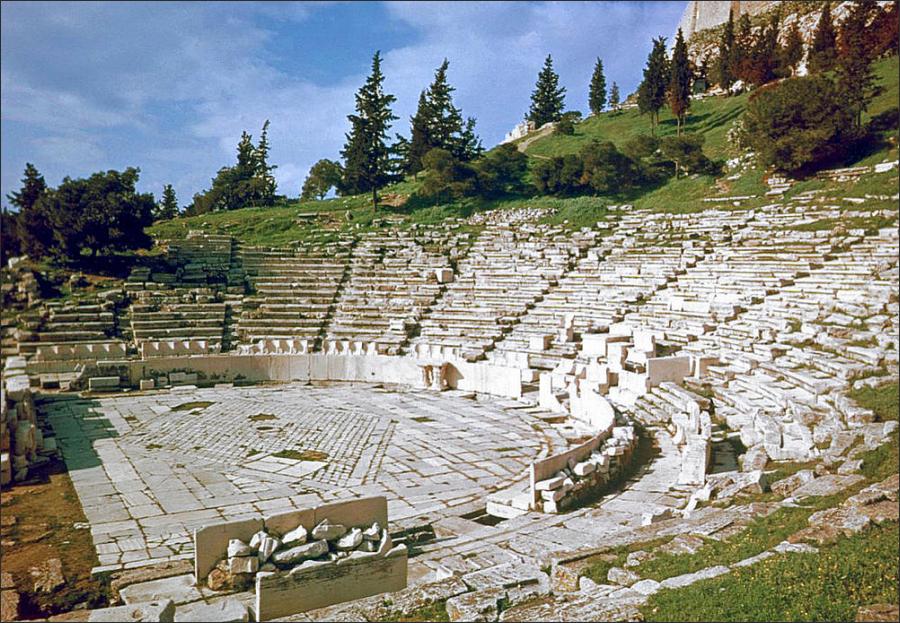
227, 538, 252, 558
272, 539, 329, 566
573, 461, 595, 477
249, 530, 268, 552
335, 527, 363, 551
311, 519, 347, 540
535, 475, 565, 491
207, 566, 230, 592
228, 556, 258, 575
607, 566, 641, 587
362, 522, 381, 542
281, 524, 308, 546
257, 536, 281, 564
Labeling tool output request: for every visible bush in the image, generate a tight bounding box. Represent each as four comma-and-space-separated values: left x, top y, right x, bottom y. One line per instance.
622, 134, 660, 160
532, 154, 584, 195
418, 148, 478, 202
580, 140, 646, 194
554, 111, 582, 136
740, 75, 855, 173
659, 133, 716, 177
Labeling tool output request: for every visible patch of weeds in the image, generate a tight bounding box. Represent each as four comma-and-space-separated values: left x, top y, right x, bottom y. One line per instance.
494, 447, 518, 452
271, 449, 329, 462
145, 443, 163, 451
246, 449, 262, 458
580, 537, 671, 584
171, 401, 213, 412
248, 413, 277, 422
858, 431, 899, 481
373, 598, 451, 622
411, 416, 435, 423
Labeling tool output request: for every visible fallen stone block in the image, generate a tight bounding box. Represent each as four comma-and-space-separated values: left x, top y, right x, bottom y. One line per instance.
660, 565, 730, 589
446, 586, 505, 622
88, 599, 175, 622
174, 598, 249, 622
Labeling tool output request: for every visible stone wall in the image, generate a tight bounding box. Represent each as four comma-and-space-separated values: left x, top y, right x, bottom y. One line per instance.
677, 1, 781, 41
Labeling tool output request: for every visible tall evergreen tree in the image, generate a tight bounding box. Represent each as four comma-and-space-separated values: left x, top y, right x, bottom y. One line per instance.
637, 37, 669, 134
609, 82, 621, 112
781, 20, 805, 76
668, 28, 692, 135
459, 117, 484, 161
406, 91, 433, 177
156, 184, 179, 220
6, 163, 51, 258
340, 51, 398, 209
588, 57, 607, 115
809, 1, 838, 73
748, 12, 781, 86
426, 60, 466, 156
254, 120, 277, 205
733, 12, 754, 83
714, 9, 736, 89
528, 55, 566, 127
837, 0, 878, 128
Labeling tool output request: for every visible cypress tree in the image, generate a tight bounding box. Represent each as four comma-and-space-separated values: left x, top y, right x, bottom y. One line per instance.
406, 91, 433, 177
668, 28, 692, 135
781, 21, 804, 76
459, 117, 484, 161
528, 55, 566, 127
837, 0, 878, 129
254, 120, 277, 206
637, 37, 669, 134
733, 12, 754, 83
748, 13, 781, 86
340, 51, 398, 209
588, 57, 607, 115
156, 184, 179, 220
809, 1, 837, 73
714, 9, 736, 89
7, 163, 51, 258
609, 82, 621, 112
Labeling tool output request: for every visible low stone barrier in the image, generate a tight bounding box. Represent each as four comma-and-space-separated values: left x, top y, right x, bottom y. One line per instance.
101, 352, 524, 398
140, 339, 210, 359
193, 496, 407, 620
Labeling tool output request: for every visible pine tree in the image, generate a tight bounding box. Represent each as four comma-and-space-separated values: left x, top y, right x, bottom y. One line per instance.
254, 120, 277, 205
781, 21, 804, 76
6, 163, 51, 258
668, 28, 692, 135
809, 1, 838, 73
714, 9, 736, 89
528, 55, 566, 127
156, 184, 179, 220
340, 51, 398, 209
609, 82, 621, 112
837, 0, 878, 129
637, 37, 669, 134
588, 57, 607, 115
748, 13, 781, 86
427, 60, 465, 156
733, 12, 754, 83
459, 117, 484, 161
406, 91, 433, 177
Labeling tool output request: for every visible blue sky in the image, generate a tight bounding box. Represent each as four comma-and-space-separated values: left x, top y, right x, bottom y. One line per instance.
1, 1, 686, 207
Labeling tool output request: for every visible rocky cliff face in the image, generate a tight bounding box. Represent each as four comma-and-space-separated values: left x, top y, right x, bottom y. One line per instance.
677, 1, 781, 42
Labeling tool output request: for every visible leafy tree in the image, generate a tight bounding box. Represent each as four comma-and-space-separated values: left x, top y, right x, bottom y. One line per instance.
740, 75, 853, 173
38, 168, 155, 261
528, 55, 566, 127
609, 82, 621, 112
340, 51, 398, 209
714, 9, 736, 89
532, 154, 583, 195
155, 184, 179, 220
580, 140, 644, 195
637, 37, 669, 134
0, 209, 21, 265
668, 28, 692, 135
659, 133, 713, 178
809, 1, 838, 74
189, 122, 277, 214
472, 144, 528, 198
554, 111, 582, 136
837, 0, 878, 128
418, 148, 477, 202
781, 21, 805, 76
301, 159, 343, 200
622, 134, 660, 160
588, 58, 607, 115
6, 163, 51, 258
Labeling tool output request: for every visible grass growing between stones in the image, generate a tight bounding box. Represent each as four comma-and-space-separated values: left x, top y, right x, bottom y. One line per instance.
848, 381, 899, 422
859, 431, 899, 482
634, 493, 849, 583
373, 599, 451, 622
641, 522, 899, 622
579, 538, 671, 585
248, 413, 277, 421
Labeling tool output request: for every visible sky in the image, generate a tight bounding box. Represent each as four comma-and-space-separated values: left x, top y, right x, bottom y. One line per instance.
1, 1, 687, 208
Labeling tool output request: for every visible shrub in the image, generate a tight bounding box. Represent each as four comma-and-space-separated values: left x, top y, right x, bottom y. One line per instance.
532, 154, 584, 196
580, 140, 645, 194
659, 133, 715, 177
622, 134, 660, 160
417, 148, 477, 202
472, 144, 529, 198
740, 75, 855, 173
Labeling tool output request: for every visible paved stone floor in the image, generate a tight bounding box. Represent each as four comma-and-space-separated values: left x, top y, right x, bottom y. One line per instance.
43, 383, 546, 573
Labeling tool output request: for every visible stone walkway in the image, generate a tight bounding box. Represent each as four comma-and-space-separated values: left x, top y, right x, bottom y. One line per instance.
43, 383, 546, 573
